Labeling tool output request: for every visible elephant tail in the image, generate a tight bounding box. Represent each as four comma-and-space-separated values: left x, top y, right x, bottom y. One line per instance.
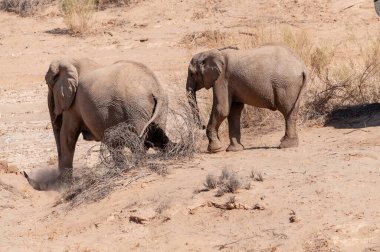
138, 94, 164, 138
291, 70, 307, 115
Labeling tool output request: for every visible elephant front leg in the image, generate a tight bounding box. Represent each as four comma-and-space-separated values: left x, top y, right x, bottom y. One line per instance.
206, 107, 228, 153
226, 102, 244, 152
58, 119, 80, 183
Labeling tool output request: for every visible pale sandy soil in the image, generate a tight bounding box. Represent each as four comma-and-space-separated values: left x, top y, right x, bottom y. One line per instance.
1, 0, 380, 251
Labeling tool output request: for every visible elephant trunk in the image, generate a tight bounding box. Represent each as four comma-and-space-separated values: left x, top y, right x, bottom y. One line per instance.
186, 75, 204, 129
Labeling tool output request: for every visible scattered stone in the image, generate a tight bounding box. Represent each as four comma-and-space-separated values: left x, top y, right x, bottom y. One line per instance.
252, 203, 265, 210
289, 210, 300, 223
129, 215, 147, 224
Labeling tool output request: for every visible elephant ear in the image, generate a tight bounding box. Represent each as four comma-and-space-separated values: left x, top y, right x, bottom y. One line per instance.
200, 51, 224, 89
45, 59, 78, 117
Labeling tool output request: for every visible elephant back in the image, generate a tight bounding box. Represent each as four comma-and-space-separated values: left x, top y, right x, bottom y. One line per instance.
76, 61, 166, 139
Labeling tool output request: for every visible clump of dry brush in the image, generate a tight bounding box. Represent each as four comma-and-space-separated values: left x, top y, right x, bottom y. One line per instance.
1, 0, 52, 16
203, 168, 251, 197
59, 98, 203, 207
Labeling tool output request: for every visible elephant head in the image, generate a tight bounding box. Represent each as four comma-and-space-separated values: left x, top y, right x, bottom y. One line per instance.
186, 49, 226, 128
45, 59, 79, 121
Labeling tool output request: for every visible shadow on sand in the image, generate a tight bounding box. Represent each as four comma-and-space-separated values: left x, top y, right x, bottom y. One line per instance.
244, 146, 279, 151
45, 28, 71, 36
324, 103, 380, 129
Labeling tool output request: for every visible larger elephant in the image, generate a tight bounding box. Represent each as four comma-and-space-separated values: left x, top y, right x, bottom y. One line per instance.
186, 44, 307, 153
25, 58, 170, 190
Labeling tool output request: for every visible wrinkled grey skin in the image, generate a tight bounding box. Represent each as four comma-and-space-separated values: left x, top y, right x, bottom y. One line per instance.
186, 44, 307, 153
375, 0, 380, 16
25, 58, 170, 190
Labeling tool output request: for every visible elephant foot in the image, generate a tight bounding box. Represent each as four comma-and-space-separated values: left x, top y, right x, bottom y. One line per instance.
226, 143, 244, 152
207, 141, 224, 153
279, 137, 299, 149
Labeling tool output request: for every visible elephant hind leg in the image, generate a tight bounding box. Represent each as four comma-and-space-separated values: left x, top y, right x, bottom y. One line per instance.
226, 102, 244, 152
279, 116, 299, 148
275, 87, 300, 149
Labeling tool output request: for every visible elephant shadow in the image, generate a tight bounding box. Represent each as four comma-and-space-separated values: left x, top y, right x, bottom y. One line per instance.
244, 146, 279, 151
324, 103, 380, 129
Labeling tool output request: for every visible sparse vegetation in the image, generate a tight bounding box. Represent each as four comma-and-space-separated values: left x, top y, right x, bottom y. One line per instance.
202, 168, 251, 197
204, 174, 218, 189
0, 0, 142, 16
61, 0, 95, 34
250, 170, 263, 182
1, 0, 51, 16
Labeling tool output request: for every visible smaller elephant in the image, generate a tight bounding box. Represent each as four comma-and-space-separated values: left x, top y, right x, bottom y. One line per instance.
186, 44, 307, 153
25, 58, 171, 190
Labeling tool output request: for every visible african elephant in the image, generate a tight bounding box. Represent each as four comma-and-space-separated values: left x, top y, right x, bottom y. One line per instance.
25, 58, 170, 190
186, 44, 307, 153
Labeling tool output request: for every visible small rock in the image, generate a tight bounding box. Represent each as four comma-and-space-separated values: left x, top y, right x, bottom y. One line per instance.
252, 203, 265, 210
289, 215, 299, 223
289, 210, 300, 223
129, 215, 147, 224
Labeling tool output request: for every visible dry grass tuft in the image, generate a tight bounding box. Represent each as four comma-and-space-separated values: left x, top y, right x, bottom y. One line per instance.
204, 174, 218, 189
1, 0, 52, 16
250, 170, 263, 182
203, 168, 251, 197
218, 170, 241, 194
61, 0, 96, 35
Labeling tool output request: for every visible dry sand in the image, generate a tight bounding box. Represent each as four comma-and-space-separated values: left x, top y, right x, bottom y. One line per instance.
1, 0, 380, 251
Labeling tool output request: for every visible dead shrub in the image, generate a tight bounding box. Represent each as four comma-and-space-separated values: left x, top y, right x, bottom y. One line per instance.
95, 0, 143, 9
203, 168, 251, 197
204, 174, 218, 189
148, 162, 168, 177
250, 170, 263, 182
303, 56, 380, 120
100, 123, 145, 170
59, 98, 202, 207
1, 0, 52, 16
61, 0, 95, 35
218, 170, 241, 194
162, 98, 203, 160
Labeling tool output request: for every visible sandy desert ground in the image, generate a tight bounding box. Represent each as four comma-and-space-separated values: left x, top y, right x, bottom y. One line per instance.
1, 0, 380, 251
